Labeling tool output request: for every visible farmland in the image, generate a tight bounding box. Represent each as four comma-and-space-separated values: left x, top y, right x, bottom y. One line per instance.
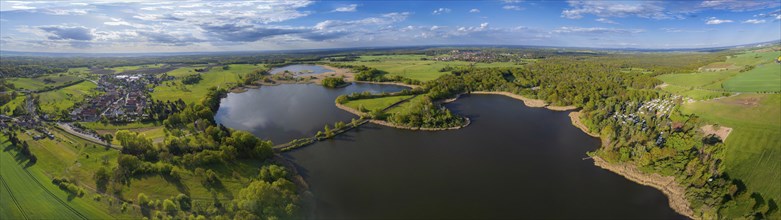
0, 134, 118, 219
151, 64, 264, 104
8, 74, 82, 92
681, 94, 781, 203
722, 63, 781, 92
339, 55, 520, 82
37, 81, 98, 117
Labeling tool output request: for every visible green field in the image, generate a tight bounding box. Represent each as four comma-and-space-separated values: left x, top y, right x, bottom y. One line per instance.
37, 81, 97, 116
8, 75, 82, 91
386, 95, 426, 114
682, 94, 781, 203
110, 64, 164, 73
343, 95, 413, 112
722, 63, 781, 92
656, 50, 781, 99
152, 64, 263, 104
0, 95, 25, 115
81, 121, 162, 130
340, 55, 520, 82
0, 135, 116, 219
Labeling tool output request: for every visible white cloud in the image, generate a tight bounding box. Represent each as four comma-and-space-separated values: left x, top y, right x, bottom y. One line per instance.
595, 18, 618, 24
333, 4, 357, 12
706, 17, 734, 24
562, 0, 670, 19
552, 26, 645, 34
469, 8, 480, 13
742, 19, 766, 24
503, 5, 524, 11
432, 8, 451, 15
699, 0, 781, 12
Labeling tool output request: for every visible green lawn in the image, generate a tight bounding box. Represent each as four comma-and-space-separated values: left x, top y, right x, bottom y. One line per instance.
340, 55, 520, 82
37, 81, 97, 116
722, 63, 781, 92
656, 71, 735, 89
152, 64, 263, 104
343, 95, 413, 112
682, 94, 781, 203
8, 75, 82, 92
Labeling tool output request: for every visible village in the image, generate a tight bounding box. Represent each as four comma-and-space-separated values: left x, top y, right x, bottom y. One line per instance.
69, 74, 164, 122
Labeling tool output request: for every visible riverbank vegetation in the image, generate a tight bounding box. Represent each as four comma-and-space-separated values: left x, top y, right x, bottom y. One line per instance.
320, 77, 347, 88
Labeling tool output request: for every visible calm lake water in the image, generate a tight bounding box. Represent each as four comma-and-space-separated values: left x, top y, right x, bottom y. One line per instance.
216, 85, 684, 219
284, 95, 685, 219
214, 83, 406, 144
270, 64, 332, 76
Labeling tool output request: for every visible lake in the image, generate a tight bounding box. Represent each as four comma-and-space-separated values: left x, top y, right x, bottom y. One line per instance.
270, 64, 333, 77
216, 85, 684, 219
214, 83, 407, 144
284, 95, 685, 219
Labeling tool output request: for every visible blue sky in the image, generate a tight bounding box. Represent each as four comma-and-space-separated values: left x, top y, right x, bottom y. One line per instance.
0, 0, 779, 52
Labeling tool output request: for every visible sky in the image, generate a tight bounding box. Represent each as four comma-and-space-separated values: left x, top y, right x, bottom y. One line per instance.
0, 0, 780, 53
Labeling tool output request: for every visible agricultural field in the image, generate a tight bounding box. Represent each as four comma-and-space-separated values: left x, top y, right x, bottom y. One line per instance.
0, 134, 121, 219
722, 63, 781, 92
110, 64, 164, 74
339, 55, 520, 82
107, 126, 166, 145
343, 95, 413, 112
681, 94, 781, 203
151, 64, 264, 104
656, 50, 781, 99
37, 81, 98, 117
8, 74, 82, 92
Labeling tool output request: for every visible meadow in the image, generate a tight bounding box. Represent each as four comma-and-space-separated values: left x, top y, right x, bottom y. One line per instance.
656, 50, 781, 99
722, 63, 781, 92
151, 64, 264, 104
0, 95, 25, 115
386, 95, 426, 114
8, 75, 82, 92
0, 134, 118, 219
110, 64, 164, 74
37, 81, 98, 117
682, 94, 781, 203
340, 55, 520, 82
342, 95, 413, 112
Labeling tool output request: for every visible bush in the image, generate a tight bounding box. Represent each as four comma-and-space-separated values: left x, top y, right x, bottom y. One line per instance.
321, 77, 347, 88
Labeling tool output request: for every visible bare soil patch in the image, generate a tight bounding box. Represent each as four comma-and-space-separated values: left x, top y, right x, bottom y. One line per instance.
700, 124, 733, 141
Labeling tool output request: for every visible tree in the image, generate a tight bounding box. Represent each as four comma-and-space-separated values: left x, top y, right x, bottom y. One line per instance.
137, 193, 150, 207
324, 125, 333, 138
94, 166, 111, 192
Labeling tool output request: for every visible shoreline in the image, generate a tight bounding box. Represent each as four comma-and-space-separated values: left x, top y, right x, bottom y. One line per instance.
233, 80, 694, 219
568, 111, 600, 137
469, 91, 578, 111
592, 156, 697, 219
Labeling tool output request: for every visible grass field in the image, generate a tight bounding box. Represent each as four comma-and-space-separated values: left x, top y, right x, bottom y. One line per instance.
722, 63, 781, 92
37, 81, 97, 116
152, 64, 263, 104
386, 95, 426, 114
656, 50, 781, 99
8, 75, 82, 91
0, 134, 117, 219
1, 95, 25, 115
81, 121, 162, 130
339, 55, 520, 82
343, 95, 413, 112
682, 94, 781, 203
110, 64, 164, 73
